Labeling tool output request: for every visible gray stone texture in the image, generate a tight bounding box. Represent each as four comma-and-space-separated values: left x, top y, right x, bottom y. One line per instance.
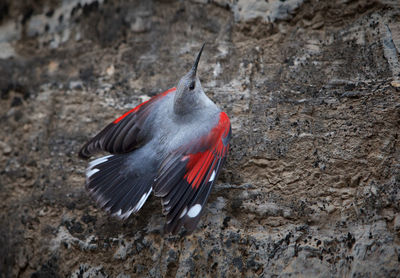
0, 0, 399, 277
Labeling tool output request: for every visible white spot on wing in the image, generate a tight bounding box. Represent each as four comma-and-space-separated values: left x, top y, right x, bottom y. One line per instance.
209, 170, 216, 182
179, 207, 187, 219
164, 205, 171, 212
187, 204, 202, 218
101, 199, 110, 209
120, 207, 135, 219
86, 168, 99, 178
110, 187, 153, 219
89, 155, 113, 169
133, 187, 152, 212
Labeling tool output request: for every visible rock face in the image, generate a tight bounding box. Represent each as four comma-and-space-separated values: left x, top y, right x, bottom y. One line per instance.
1, 0, 399, 277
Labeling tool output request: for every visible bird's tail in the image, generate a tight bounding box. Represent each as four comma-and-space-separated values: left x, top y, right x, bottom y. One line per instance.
85, 154, 154, 219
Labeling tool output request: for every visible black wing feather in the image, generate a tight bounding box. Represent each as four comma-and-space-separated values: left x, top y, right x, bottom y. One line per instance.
85, 153, 154, 219
79, 88, 175, 159
155, 114, 231, 234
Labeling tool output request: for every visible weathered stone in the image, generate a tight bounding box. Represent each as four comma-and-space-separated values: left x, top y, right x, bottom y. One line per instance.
0, 140, 12, 155
394, 215, 400, 231
0, 0, 399, 277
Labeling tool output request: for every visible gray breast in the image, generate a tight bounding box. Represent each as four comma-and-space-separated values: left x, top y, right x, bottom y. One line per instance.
152, 92, 220, 154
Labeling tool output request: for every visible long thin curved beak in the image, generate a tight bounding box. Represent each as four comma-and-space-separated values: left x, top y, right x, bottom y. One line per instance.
191, 43, 205, 76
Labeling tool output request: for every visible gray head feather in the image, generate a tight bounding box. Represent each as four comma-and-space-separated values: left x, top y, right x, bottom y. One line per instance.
174, 44, 207, 115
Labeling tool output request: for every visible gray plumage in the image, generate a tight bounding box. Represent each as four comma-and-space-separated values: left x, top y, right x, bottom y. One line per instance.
79, 44, 231, 234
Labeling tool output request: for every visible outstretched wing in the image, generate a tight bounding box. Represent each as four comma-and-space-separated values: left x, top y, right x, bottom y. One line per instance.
153, 112, 232, 234
79, 88, 176, 158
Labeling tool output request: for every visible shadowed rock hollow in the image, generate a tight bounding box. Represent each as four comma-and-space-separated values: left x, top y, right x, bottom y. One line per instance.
0, 0, 399, 277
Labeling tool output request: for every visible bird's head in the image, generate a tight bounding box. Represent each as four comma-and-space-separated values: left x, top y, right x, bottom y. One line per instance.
174, 43, 206, 115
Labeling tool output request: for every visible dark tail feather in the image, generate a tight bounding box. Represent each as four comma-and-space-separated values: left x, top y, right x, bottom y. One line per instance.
85, 154, 154, 219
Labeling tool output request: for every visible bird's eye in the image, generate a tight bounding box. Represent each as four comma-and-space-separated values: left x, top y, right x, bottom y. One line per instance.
189, 81, 195, 90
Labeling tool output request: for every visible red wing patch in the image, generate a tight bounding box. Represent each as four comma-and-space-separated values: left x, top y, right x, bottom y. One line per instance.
79, 87, 176, 158
113, 87, 176, 124
184, 112, 231, 189
154, 111, 232, 234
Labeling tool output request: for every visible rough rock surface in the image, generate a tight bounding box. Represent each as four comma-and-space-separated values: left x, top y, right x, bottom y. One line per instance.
1, 0, 400, 277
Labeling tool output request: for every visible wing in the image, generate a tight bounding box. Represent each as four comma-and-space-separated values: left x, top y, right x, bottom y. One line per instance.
153, 112, 232, 234
79, 87, 176, 158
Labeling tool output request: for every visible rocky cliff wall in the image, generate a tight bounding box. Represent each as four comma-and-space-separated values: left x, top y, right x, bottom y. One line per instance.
0, 0, 399, 277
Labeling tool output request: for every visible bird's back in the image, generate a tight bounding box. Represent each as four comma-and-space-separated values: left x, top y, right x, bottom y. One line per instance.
148, 90, 221, 155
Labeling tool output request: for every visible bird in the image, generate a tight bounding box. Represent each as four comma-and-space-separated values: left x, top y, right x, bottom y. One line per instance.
79, 44, 231, 234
